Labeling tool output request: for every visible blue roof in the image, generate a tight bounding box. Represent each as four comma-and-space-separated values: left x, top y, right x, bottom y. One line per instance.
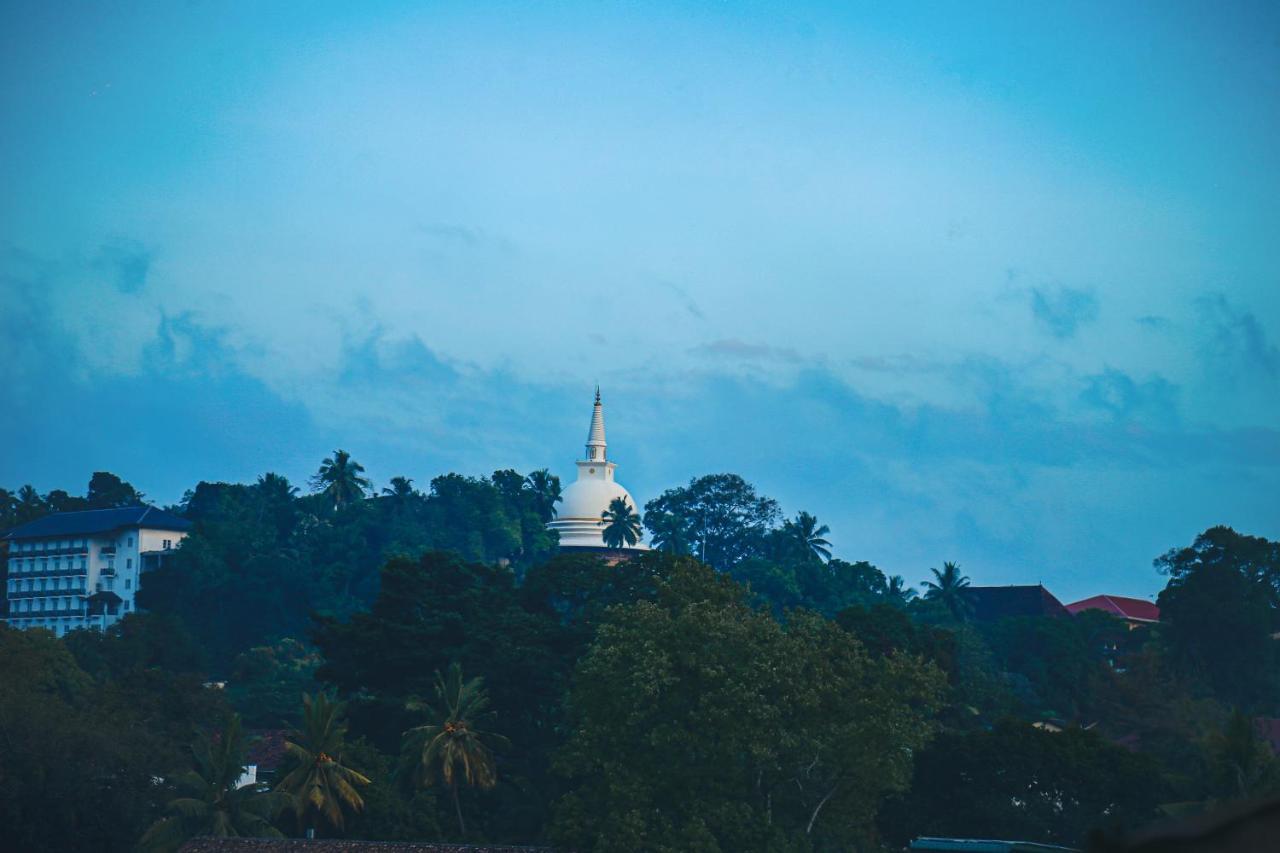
3, 506, 192, 540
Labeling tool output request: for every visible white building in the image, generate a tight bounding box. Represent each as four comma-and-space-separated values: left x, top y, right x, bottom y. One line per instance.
3, 506, 191, 636
547, 389, 649, 554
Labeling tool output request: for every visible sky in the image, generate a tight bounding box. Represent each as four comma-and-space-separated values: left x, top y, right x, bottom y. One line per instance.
2, 1, 1277, 602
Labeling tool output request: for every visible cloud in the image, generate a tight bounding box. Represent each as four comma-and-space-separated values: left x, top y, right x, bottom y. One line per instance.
1196, 293, 1280, 382
1135, 314, 1172, 330
1029, 285, 1100, 339
691, 338, 802, 363
93, 238, 151, 294
1079, 368, 1180, 425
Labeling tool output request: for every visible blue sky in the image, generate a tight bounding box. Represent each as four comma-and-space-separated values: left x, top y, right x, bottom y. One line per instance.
2, 1, 1277, 601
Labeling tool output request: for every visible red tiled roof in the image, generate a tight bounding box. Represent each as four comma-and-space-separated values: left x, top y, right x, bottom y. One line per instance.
246, 729, 289, 770
1065, 594, 1160, 623
1255, 718, 1280, 755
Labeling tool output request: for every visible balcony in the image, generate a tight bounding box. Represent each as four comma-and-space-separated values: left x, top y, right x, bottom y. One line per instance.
6, 545, 88, 558
6, 566, 87, 579
7, 588, 87, 599
100, 566, 117, 577
100, 546, 117, 556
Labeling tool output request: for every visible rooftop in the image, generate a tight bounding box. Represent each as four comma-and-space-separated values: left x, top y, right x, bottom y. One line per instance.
3, 505, 192, 541
967, 585, 1070, 622
1065, 595, 1160, 623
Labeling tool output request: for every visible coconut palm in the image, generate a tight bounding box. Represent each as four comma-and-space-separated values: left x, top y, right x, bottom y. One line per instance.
401, 663, 509, 836
310, 450, 372, 510
139, 715, 287, 853
524, 469, 563, 521
275, 692, 371, 837
381, 476, 417, 503
599, 496, 642, 549
14, 484, 45, 524
921, 561, 973, 620
787, 511, 832, 562
256, 472, 298, 503
883, 575, 918, 606
648, 511, 691, 555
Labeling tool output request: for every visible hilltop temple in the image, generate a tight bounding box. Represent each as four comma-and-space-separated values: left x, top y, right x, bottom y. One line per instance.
546, 390, 648, 554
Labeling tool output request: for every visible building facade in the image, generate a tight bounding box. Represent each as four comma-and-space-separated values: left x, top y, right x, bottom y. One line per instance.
3, 506, 191, 636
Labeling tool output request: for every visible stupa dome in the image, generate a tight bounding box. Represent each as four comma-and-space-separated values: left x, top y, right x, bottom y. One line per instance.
546, 389, 648, 552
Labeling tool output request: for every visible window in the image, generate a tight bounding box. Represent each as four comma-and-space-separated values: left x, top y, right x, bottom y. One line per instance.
53, 558, 60, 570
125, 578, 132, 590
127, 536, 133, 547
123, 601, 130, 611
126, 558, 132, 569
162, 539, 172, 550
40, 559, 48, 571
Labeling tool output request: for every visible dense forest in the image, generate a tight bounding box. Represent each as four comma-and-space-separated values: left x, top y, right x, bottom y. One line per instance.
1, 461, 1278, 852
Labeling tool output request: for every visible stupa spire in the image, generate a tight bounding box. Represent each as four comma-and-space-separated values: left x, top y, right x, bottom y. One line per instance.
586, 387, 607, 461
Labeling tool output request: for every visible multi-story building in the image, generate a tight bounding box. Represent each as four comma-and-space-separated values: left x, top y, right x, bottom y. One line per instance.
2, 506, 191, 636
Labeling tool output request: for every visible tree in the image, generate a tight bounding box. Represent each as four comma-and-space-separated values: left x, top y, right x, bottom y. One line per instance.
599, 496, 642, 548
647, 511, 691, 555
880, 720, 1165, 848
401, 662, 509, 836
883, 574, 917, 606
310, 450, 372, 510
524, 469, 563, 522
139, 715, 288, 852
86, 471, 144, 508
14, 483, 45, 523
276, 692, 372, 837
552, 560, 944, 852
786, 510, 832, 562
1156, 527, 1280, 709
642, 473, 780, 570
921, 561, 973, 621
382, 476, 417, 500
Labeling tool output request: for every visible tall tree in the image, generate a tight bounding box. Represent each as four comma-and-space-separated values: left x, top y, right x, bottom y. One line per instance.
381, 476, 417, 502
276, 692, 371, 837
401, 662, 509, 836
14, 484, 46, 524
138, 715, 288, 852
647, 511, 691, 555
86, 471, 144, 508
1157, 527, 1280, 709
786, 510, 833, 562
310, 450, 372, 511
524, 469, 563, 522
643, 473, 780, 570
921, 561, 972, 621
883, 574, 918, 606
599, 497, 642, 549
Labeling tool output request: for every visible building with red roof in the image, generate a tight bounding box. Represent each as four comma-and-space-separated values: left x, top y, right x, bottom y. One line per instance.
1065, 595, 1159, 627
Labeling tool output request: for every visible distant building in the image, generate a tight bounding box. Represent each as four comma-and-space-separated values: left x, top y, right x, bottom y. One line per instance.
2, 506, 191, 636
1064, 594, 1159, 628
966, 584, 1071, 622
546, 388, 649, 556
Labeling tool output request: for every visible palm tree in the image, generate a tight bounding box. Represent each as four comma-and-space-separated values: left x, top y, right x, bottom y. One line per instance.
401, 663, 509, 836
310, 450, 372, 511
139, 715, 287, 852
275, 692, 371, 837
787, 511, 832, 562
524, 469, 562, 521
14, 484, 45, 523
599, 497, 642, 549
648, 511, 691, 555
921, 561, 973, 620
256, 472, 298, 503
883, 575, 918, 606
382, 476, 417, 503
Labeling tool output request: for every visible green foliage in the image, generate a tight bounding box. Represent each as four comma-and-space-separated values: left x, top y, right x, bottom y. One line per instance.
227, 637, 323, 728
642, 473, 781, 570
1156, 525, 1280, 710
599, 496, 642, 548
920, 560, 973, 621
139, 714, 289, 852
275, 692, 372, 835
552, 559, 945, 852
310, 449, 373, 510
401, 663, 510, 836
881, 720, 1166, 848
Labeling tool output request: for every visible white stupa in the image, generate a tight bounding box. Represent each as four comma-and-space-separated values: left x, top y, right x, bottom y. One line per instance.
547, 389, 648, 552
